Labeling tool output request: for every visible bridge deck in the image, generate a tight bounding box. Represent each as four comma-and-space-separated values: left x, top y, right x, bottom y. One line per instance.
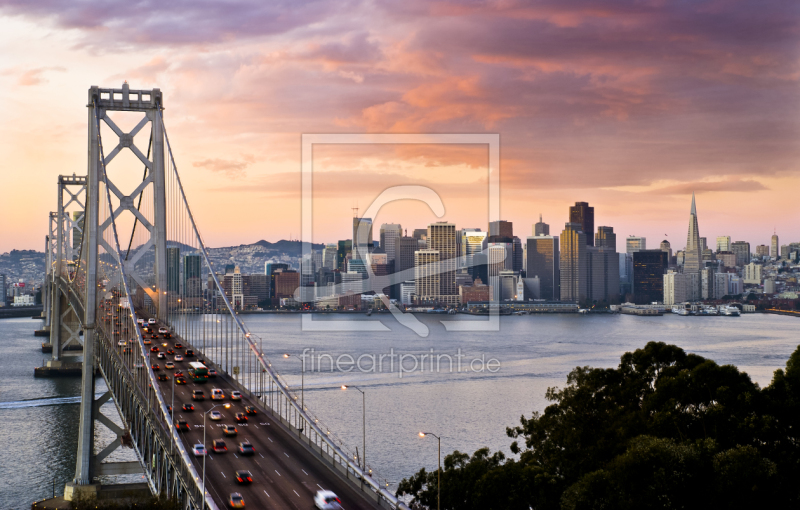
137, 316, 378, 510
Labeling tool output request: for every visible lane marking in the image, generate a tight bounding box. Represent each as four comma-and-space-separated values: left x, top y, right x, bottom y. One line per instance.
259, 453, 264, 458
275, 470, 281, 477
302, 469, 308, 476
293, 490, 300, 497
233, 453, 238, 458
221, 472, 226, 478
268, 437, 273, 443
284, 452, 289, 458
263, 490, 270, 498
317, 484, 323, 490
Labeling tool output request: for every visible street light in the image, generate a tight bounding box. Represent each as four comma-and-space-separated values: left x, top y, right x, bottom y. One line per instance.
419, 432, 441, 510
201, 404, 224, 504
341, 385, 366, 473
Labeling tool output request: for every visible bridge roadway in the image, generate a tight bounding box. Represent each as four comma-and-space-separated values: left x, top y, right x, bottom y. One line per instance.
138, 317, 377, 510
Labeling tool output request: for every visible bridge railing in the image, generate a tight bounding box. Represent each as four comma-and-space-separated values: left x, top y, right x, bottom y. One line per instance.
159, 112, 407, 509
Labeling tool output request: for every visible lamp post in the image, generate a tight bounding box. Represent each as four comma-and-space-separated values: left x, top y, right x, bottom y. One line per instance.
419, 432, 441, 510
341, 385, 366, 473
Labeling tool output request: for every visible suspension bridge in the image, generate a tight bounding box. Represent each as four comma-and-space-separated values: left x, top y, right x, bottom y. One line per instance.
36, 83, 407, 510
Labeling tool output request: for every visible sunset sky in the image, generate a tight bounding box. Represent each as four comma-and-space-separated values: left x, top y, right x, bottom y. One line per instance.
1, 0, 799, 254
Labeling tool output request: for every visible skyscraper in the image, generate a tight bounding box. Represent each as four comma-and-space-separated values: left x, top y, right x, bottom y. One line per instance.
379, 223, 402, 262
560, 222, 587, 303
322, 244, 337, 270
731, 241, 751, 266
626, 236, 646, 254
512, 236, 523, 272
489, 220, 513, 238
587, 246, 619, 303
428, 222, 457, 298
166, 247, 180, 293
633, 250, 668, 304
771, 232, 779, 258
352, 217, 373, 258
414, 250, 440, 304
660, 240, 672, 259
461, 231, 488, 278
527, 236, 560, 301
595, 226, 616, 250
683, 193, 702, 274
534, 214, 549, 236
184, 254, 202, 295
395, 236, 418, 276
337, 240, 352, 272
716, 236, 731, 253
569, 202, 594, 246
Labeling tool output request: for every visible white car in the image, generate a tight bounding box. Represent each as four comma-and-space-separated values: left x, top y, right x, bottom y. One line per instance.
211, 388, 225, 400
314, 490, 342, 510
158, 327, 168, 334
133, 363, 144, 370
157, 352, 166, 359
117, 340, 126, 346
174, 355, 184, 362
192, 444, 207, 457
136, 318, 144, 325
148, 318, 157, 325
230, 391, 242, 401
209, 410, 223, 421
165, 361, 174, 369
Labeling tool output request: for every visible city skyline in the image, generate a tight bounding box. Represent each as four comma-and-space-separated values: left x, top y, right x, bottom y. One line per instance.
1, 2, 799, 253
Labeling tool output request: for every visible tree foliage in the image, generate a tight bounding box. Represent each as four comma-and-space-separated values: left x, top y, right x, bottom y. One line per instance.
398, 341, 800, 509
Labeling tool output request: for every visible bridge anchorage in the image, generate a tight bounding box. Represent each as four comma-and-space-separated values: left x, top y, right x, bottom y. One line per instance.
36, 83, 409, 510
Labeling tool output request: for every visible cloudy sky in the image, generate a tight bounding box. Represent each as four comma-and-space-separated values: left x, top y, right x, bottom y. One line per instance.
1, 0, 798, 253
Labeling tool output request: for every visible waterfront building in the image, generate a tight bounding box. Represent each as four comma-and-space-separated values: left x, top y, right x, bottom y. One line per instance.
596, 226, 616, 250
764, 278, 776, 294
499, 270, 519, 301
400, 281, 415, 305
731, 241, 751, 266
337, 240, 352, 272
716, 236, 731, 253
242, 274, 268, 305
534, 214, 549, 236
743, 263, 762, 284
632, 250, 668, 304
559, 222, 587, 303
587, 246, 620, 303
460, 278, 491, 304
729, 275, 743, 295
771, 233, 779, 258
626, 236, 646, 254
701, 267, 715, 299
414, 249, 442, 304
569, 202, 594, 246
512, 236, 523, 272
380, 223, 402, 262
341, 271, 366, 295
472, 253, 489, 287
663, 270, 689, 306
183, 254, 201, 295
488, 220, 513, 238
266, 263, 289, 300
619, 253, 632, 296
487, 241, 513, 278
526, 235, 560, 301
755, 245, 769, 258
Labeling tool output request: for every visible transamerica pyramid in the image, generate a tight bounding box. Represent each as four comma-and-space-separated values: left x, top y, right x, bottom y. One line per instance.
684, 192, 702, 273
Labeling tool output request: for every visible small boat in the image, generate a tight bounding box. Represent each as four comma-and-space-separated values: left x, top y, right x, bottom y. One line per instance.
723, 306, 740, 316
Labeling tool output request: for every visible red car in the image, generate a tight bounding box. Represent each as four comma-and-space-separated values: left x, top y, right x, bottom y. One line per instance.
212, 439, 227, 453
174, 371, 184, 378
235, 412, 248, 422
150, 346, 159, 353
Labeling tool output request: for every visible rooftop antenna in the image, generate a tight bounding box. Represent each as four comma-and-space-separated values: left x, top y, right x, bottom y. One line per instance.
352, 201, 359, 218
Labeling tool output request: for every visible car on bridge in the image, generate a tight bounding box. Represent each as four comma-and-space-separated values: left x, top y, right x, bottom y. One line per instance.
208, 368, 217, 378
228, 493, 245, 509
157, 353, 166, 359
174, 343, 182, 349
151, 364, 160, 371
134, 363, 144, 370
148, 318, 157, 325
185, 349, 195, 358
143, 339, 151, 345
166, 349, 174, 355
244, 406, 257, 415
182, 403, 195, 412
165, 361, 174, 369
192, 444, 207, 457
137, 318, 144, 325
230, 391, 242, 401
234, 470, 252, 485
212, 439, 227, 452
211, 388, 225, 400
175, 420, 190, 431
314, 491, 343, 510
117, 340, 126, 346
238, 442, 255, 456
222, 425, 237, 436
176, 376, 187, 385
192, 390, 205, 401
123, 347, 132, 354
157, 373, 169, 382
210, 410, 223, 421
151, 346, 159, 352
234, 412, 247, 422
174, 355, 184, 362
150, 333, 159, 339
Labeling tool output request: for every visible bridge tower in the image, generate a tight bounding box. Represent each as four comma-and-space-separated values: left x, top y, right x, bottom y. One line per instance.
45, 175, 86, 363
65, 83, 169, 497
